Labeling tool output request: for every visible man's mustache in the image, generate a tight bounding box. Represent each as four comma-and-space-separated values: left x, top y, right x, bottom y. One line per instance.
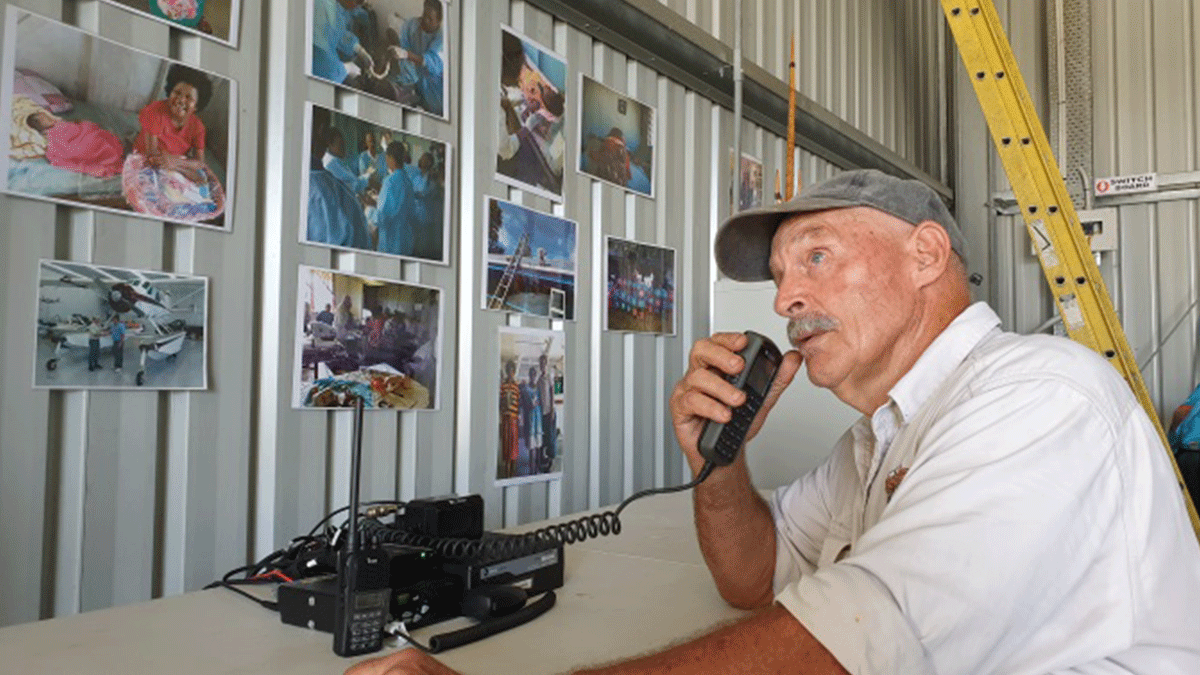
787, 315, 838, 346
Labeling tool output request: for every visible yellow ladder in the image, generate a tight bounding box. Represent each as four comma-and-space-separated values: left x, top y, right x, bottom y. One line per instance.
941, 0, 1200, 536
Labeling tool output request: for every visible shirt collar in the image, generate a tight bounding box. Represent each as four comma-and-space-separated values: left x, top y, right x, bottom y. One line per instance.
886, 301, 1001, 424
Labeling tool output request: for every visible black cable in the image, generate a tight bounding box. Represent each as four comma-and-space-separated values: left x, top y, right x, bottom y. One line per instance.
427, 591, 557, 653
614, 461, 715, 518
366, 461, 718, 562
202, 578, 280, 611
307, 499, 407, 538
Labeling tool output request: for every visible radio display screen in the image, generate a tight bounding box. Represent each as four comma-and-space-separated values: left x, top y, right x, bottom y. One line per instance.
746, 354, 775, 394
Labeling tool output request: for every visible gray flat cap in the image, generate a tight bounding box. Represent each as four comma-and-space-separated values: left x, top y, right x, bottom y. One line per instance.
715, 168, 966, 281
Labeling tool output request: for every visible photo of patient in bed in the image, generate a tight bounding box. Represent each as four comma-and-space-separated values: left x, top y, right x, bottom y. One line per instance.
1, 8, 237, 231
11, 94, 125, 178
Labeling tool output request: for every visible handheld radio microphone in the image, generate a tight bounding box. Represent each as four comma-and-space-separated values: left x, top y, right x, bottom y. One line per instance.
332, 397, 390, 657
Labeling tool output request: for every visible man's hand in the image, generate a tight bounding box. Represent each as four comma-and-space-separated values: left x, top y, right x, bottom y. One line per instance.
344, 648, 460, 675
669, 333, 802, 473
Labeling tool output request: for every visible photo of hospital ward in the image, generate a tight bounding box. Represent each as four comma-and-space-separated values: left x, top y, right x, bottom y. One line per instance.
309, 0, 446, 118
303, 102, 448, 263
578, 74, 654, 197
294, 265, 441, 410
3, 10, 235, 229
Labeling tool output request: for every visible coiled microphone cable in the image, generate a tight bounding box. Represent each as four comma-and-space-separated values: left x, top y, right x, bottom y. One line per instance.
367, 460, 717, 561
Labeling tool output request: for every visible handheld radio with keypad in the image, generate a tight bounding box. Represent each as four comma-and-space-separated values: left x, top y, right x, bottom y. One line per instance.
697, 331, 782, 466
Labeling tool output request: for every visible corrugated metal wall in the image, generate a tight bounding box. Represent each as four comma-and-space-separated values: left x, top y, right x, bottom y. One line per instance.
0, 0, 262, 626
953, 0, 1200, 427
0, 0, 949, 627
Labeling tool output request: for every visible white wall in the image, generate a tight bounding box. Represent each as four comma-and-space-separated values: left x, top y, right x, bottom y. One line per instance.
712, 279, 859, 489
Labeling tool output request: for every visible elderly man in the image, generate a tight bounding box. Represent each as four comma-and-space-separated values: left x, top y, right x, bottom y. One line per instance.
346, 169, 1200, 674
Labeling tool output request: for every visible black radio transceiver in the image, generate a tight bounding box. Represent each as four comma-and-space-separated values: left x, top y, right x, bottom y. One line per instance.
332, 397, 389, 657
697, 331, 782, 466
332, 546, 390, 656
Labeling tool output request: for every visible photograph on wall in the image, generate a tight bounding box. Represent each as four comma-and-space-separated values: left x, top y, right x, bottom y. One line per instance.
495, 24, 566, 202
496, 326, 565, 485
482, 196, 577, 320
302, 103, 449, 264
33, 259, 208, 390
604, 236, 676, 335
293, 265, 441, 410
731, 149, 763, 211
577, 74, 654, 197
307, 0, 447, 119
0, 8, 238, 231
99, 0, 242, 48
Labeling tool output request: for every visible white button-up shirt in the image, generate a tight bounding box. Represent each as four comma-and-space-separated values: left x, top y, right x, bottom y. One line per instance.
769, 302, 1200, 674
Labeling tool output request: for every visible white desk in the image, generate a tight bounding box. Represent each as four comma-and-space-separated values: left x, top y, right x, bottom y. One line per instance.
0, 492, 747, 674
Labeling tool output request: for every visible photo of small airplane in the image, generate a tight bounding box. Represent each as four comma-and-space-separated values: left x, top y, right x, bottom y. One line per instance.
35, 260, 208, 389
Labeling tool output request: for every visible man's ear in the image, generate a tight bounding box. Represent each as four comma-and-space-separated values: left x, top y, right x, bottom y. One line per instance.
910, 220, 952, 286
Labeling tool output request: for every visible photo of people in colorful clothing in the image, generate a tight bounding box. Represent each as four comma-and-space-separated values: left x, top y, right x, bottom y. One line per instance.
496, 326, 565, 485
604, 236, 676, 335
1, 9, 237, 231
309, 0, 447, 119
302, 103, 448, 263
101, 0, 240, 47
578, 74, 654, 197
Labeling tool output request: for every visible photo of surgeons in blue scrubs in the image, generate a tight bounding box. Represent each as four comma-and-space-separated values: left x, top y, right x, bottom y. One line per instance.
308, 0, 447, 119
301, 102, 449, 264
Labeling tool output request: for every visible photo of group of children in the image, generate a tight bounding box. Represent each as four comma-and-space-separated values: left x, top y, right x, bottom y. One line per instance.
308, 0, 447, 119
483, 196, 577, 320
1, 9, 237, 231
497, 326, 565, 485
293, 265, 442, 410
101, 0, 241, 47
302, 103, 449, 263
578, 74, 655, 198
604, 236, 676, 335
496, 25, 567, 202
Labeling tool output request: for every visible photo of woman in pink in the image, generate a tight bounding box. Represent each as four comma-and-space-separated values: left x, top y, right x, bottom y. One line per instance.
134, 64, 211, 183
123, 64, 226, 222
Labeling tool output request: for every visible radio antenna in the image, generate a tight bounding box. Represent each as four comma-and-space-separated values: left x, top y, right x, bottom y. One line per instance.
345, 396, 365, 557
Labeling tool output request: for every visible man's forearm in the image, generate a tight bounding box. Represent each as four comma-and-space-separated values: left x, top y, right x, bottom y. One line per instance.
570, 606, 848, 675
693, 457, 777, 609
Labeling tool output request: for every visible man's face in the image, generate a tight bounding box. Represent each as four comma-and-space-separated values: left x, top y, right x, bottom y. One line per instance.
769, 207, 919, 397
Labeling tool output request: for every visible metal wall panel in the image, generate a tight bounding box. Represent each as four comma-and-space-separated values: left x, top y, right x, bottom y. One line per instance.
0, 0, 261, 626
0, 0, 952, 628
954, 0, 1200, 426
